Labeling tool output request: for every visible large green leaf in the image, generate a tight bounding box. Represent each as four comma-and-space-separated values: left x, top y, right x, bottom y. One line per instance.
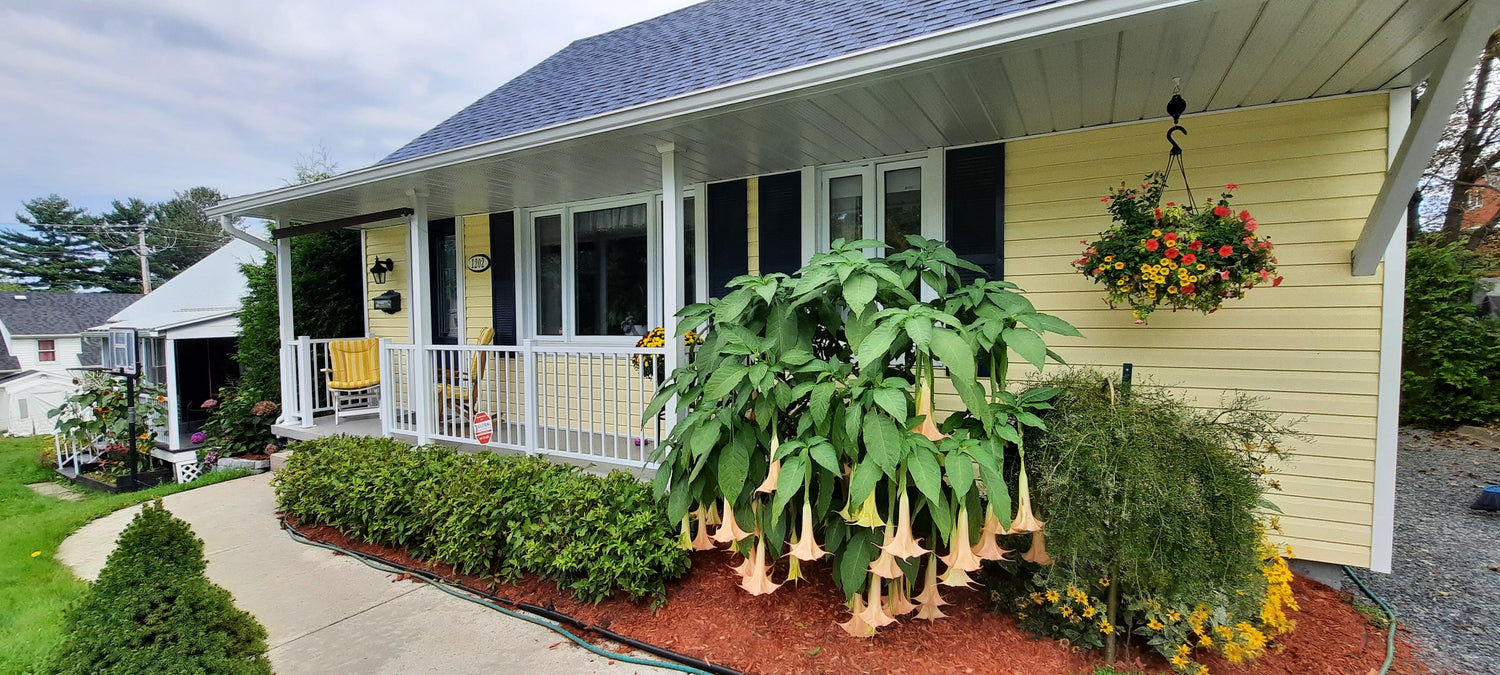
904, 315, 933, 349
946, 449, 975, 500
871, 387, 907, 422
855, 320, 900, 371
862, 414, 902, 476
703, 363, 747, 399
715, 291, 753, 325
929, 328, 975, 383
842, 273, 877, 316
809, 440, 840, 474
848, 457, 882, 509
1002, 327, 1047, 371
689, 421, 722, 458
667, 479, 694, 524
716, 439, 749, 501
772, 454, 807, 514
810, 382, 835, 428
907, 448, 943, 506
839, 530, 875, 596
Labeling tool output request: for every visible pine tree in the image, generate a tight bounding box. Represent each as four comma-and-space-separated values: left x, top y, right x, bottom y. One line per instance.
0, 195, 105, 291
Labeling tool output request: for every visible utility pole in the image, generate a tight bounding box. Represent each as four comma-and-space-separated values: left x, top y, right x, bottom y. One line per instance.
135, 224, 152, 293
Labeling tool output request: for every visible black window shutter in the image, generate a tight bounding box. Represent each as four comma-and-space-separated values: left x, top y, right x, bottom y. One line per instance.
489, 211, 517, 345
428, 218, 458, 345
944, 144, 1005, 281
757, 171, 802, 276
706, 179, 749, 298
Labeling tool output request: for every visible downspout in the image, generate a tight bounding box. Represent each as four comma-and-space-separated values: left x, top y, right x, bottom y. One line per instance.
220, 215, 276, 253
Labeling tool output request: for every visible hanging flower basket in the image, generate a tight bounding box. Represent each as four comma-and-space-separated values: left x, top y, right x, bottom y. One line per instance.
1074, 172, 1281, 323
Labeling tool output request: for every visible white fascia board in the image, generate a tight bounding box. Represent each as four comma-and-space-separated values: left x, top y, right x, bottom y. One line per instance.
207, 0, 1206, 219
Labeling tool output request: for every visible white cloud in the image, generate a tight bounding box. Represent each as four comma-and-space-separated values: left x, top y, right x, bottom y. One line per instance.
0, 0, 699, 218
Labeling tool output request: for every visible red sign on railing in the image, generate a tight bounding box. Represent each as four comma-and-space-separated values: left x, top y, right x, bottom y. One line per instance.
473, 412, 493, 445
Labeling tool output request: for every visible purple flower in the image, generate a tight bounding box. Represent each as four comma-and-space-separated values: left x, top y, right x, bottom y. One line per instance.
201, 399, 218, 409
190, 431, 208, 445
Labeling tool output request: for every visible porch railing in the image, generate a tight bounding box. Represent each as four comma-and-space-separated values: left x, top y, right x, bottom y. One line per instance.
286, 337, 669, 469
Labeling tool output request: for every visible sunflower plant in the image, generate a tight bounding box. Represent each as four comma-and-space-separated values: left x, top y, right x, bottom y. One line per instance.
1075, 172, 1282, 323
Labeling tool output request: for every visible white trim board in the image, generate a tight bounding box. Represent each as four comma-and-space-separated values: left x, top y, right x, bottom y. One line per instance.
1369, 88, 1411, 574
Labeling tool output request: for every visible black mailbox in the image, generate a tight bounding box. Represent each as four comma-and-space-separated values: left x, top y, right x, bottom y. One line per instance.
372, 290, 402, 314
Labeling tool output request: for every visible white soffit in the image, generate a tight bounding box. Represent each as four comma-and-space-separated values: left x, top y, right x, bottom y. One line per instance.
215, 0, 1468, 225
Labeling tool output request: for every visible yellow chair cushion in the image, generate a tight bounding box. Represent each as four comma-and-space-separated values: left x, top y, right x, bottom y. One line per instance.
329, 377, 380, 390
436, 383, 472, 400
327, 338, 380, 389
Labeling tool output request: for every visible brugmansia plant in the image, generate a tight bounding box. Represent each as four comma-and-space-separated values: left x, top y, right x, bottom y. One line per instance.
645, 236, 1080, 636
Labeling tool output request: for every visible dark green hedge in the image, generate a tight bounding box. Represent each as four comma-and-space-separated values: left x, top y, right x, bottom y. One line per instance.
273, 436, 689, 604
1401, 240, 1500, 428
47, 501, 271, 675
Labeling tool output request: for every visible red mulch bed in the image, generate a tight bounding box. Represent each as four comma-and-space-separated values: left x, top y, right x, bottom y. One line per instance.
288, 520, 1427, 675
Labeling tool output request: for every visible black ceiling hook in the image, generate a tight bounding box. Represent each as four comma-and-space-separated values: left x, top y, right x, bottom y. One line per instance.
1167, 125, 1188, 156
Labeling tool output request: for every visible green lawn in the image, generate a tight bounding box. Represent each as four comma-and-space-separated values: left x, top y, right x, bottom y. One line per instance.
0, 436, 250, 674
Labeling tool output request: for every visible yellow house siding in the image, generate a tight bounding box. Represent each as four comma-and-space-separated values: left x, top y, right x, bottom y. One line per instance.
462, 214, 493, 343
364, 225, 411, 342
747, 177, 761, 275
991, 94, 1388, 568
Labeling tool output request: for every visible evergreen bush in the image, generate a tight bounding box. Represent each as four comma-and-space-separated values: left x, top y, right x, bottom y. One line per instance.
274, 435, 688, 604
1401, 239, 1500, 428
46, 500, 271, 675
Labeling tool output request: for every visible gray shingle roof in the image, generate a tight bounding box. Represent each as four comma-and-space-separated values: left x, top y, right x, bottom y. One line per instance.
0, 337, 19, 372
0, 293, 142, 336
380, 0, 1059, 164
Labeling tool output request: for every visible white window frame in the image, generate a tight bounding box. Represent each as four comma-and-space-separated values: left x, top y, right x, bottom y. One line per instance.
524, 192, 669, 344
815, 151, 941, 254
36, 339, 57, 362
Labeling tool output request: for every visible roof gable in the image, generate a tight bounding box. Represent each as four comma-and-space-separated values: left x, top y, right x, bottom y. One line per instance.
380, 0, 1059, 164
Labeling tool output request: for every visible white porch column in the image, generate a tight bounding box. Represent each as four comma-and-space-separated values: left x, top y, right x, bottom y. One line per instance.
658, 143, 685, 435
407, 190, 433, 444
163, 337, 179, 449
274, 224, 299, 426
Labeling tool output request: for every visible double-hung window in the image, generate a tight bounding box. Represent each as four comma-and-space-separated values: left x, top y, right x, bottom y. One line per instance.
37, 339, 56, 362
817, 155, 936, 254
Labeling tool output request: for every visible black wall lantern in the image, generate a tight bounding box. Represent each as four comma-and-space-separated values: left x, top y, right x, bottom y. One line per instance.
372, 290, 402, 314
369, 257, 395, 284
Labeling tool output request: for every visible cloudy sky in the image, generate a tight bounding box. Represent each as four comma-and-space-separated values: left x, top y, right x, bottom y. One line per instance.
0, 0, 699, 223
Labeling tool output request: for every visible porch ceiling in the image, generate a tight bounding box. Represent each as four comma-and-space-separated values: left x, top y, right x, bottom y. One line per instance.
216, 0, 1470, 225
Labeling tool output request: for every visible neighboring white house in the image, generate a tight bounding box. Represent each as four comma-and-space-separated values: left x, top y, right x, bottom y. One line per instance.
87, 238, 265, 452
0, 293, 141, 436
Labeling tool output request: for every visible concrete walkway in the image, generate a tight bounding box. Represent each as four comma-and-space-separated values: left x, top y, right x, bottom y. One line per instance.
58, 472, 659, 674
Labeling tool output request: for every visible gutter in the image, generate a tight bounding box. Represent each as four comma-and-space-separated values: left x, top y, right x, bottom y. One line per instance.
206, 0, 1205, 219
221, 215, 276, 254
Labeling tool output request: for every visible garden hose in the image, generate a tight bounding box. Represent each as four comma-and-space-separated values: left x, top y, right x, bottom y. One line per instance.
280, 521, 739, 675
1343, 565, 1397, 675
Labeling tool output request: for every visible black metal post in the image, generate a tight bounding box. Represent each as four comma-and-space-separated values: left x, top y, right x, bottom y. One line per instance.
1120, 362, 1133, 401
126, 371, 138, 485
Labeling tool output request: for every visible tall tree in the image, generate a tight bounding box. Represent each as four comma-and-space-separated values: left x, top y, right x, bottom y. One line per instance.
0, 195, 104, 291
1422, 31, 1500, 248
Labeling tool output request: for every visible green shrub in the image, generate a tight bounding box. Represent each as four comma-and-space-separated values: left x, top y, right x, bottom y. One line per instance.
274, 435, 689, 604
46, 500, 271, 675
199, 387, 279, 457
1401, 239, 1500, 428
992, 371, 1298, 673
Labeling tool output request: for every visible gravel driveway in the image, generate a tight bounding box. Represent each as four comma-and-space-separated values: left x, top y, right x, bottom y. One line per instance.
1358, 429, 1500, 675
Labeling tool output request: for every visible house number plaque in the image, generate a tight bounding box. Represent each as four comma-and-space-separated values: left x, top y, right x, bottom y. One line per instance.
466, 254, 491, 273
